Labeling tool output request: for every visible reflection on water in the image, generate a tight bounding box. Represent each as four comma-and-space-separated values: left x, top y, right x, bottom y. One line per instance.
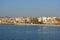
0, 25, 60, 40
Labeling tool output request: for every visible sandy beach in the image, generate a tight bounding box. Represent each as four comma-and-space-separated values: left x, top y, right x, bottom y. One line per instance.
15, 23, 60, 27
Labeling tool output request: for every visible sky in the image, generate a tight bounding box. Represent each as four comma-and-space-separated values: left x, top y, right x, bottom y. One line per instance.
0, 0, 60, 17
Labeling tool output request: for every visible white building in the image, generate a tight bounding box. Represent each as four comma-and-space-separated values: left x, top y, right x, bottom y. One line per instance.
42, 17, 47, 23
52, 17, 57, 23
25, 17, 33, 23
46, 17, 52, 23
0, 20, 2, 23
37, 17, 41, 22
0, 18, 1, 23
15, 17, 25, 23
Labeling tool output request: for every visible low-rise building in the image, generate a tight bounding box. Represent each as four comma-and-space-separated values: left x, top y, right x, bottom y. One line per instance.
0, 20, 1, 23
42, 17, 47, 23
8, 18, 16, 24
25, 17, 38, 24
15, 17, 25, 23
38, 17, 41, 22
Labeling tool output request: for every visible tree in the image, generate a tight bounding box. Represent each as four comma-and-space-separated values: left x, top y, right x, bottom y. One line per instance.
30, 17, 39, 24
55, 18, 60, 22
55, 18, 60, 25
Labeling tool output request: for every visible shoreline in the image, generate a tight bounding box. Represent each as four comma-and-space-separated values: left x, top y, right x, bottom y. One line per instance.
15, 23, 60, 27
0, 23, 60, 27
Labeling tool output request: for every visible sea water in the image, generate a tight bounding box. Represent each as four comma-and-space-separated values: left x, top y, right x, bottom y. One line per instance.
0, 24, 60, 40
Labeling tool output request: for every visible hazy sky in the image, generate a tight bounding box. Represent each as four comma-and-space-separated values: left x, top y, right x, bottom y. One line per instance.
0, 0, 60, 17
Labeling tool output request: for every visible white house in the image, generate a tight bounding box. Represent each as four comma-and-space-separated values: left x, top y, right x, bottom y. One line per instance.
37, 17, 42, 22
52, 17, 57, 23
15, 17, 25, 23
46, 17, 52, 23
42, 17, 47, 23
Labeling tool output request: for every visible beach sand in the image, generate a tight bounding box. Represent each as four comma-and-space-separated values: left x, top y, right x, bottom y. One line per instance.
15, 23, 60, 27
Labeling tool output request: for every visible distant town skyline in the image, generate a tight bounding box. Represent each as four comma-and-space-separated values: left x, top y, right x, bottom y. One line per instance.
0, 0, 60, 17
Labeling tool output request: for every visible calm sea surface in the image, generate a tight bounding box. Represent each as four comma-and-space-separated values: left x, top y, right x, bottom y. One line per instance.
0, 24, 60, 40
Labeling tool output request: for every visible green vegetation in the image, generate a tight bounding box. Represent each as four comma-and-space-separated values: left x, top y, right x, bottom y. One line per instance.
30, 18, 39, 24
55, 18, 60, 25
